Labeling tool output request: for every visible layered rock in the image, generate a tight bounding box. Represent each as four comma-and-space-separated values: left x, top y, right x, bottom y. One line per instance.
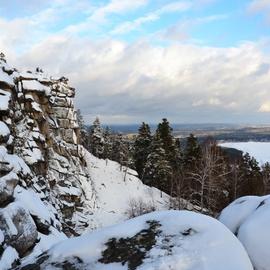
0, 55, 94, 268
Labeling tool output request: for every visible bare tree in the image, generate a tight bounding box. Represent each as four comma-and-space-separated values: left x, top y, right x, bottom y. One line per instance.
126, 198, 156, 218
187, 140, 230, 214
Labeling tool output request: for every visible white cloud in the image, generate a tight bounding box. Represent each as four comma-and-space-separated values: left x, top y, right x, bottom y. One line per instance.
6, 35, 269, 124
259, 101, 270, 112
111, 1, 192, 35
1, 0, 270, 124
248, 0, 270, 23
157, 13, 228, 42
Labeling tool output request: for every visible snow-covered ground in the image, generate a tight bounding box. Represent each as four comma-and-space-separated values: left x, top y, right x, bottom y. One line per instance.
83, 151, 170, 229
219, 195, 270, 270
220, 141, 270, 165
21, 210, 253, 270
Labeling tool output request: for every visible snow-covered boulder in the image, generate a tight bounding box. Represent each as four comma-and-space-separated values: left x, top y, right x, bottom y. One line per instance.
0, 202, 38, 257
20, 210, 253, 270
0, 171, 18, 206
219, 195, 270, 270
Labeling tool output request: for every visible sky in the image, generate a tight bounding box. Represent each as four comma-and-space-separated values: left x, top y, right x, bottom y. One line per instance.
1, 0, 270, 124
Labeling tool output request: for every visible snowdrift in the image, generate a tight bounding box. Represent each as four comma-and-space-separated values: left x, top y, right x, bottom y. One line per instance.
19, 210, 253, 270
219, 195, 270, 270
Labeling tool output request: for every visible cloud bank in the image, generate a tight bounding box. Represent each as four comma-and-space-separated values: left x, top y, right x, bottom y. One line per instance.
1, 0, 270, 124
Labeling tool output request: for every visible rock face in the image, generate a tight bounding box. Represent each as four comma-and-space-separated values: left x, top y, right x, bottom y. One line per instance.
19, 210, 253, 270
0, 55, 94, 268
219, 195, 270, 270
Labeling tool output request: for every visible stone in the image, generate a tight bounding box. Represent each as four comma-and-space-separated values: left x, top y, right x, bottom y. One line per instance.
0, 203, 38, 256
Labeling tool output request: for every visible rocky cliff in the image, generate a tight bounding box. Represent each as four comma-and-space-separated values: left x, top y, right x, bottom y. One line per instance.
0, 54, 96, 267
0, 55, 169, 269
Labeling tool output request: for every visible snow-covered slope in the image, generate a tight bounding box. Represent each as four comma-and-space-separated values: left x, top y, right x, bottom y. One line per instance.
220, 141, 270, 165
84, 151, 169, 229
19, 210, 253, 270
219, 195, 270, 270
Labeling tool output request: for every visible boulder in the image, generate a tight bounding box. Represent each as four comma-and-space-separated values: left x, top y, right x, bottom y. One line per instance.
19, 211, 253, 270
219, 195, 270, 270
0, 171, 18, 206
0, 203, 38, 256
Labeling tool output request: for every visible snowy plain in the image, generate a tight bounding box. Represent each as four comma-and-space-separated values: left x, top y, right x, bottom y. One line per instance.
220, 141, 270, 165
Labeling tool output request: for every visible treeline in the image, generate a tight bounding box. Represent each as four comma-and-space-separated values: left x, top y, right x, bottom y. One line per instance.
78, 112, 270, 215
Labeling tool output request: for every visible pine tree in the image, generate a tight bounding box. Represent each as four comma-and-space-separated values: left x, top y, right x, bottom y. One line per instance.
103, 126, 113, 160
133, 122, 152, 178
184, 134, 202, 170
76, 109, 87, 147
111, 133, 129, 168
262, 162, 270, 194
89, 117, 105, 158
143, 133, 172, 193
239, 153, 263, 196
156, 118, 178, 167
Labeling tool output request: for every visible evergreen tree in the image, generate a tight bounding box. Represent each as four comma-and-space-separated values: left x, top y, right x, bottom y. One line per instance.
239, 153, 263, 196
89, 117, 105, 158
111, 133, 129, 168
103, 126, 113, 160
133, 122, 152, 178
156, 118, 178, 167
262, 162, 270, 194
184, 134, 202, 170
76, 109, 87, 147
143, 133, 172, 193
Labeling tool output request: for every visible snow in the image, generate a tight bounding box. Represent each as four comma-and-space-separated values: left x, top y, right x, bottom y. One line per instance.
219, 195, 270, 270
22, 80, 51, 95
0, 90, 11, 111
0, 146, 31, 175
0, 69, 14, 87
0, 121, 9, 137
14, 186, 58, 225
40, 211, 253, 270
0, 247, 19, 270
22, 227, 67, 265
220, 141, 270, 165
31, 101, 43, 112
83, 151, 170, 229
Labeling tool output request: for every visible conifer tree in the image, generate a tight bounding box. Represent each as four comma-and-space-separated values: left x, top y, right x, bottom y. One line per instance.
89, 117, 105, 158
76, 109, 87, 147
184, 134, 202, 170
111, 133, 129, 168
262, 162, 270, 194
238, 153, 263, 196
103, 126, 113, 160
133, 122, 152, 178
143, 133, 172, 193
156, 118, 178, 167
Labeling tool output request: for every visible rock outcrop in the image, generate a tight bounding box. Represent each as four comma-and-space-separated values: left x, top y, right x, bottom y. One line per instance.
18, 210, 253, 270
0, 54, 94, 268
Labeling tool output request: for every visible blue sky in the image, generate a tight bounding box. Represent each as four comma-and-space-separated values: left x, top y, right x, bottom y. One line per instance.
1, 0, 270, 124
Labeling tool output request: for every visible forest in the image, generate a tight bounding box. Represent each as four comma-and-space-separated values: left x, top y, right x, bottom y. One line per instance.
78, 111, 270, 215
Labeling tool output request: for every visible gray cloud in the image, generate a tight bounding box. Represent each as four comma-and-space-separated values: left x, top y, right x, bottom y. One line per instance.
8, 36, 269, 124
1, 0, 270, 124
